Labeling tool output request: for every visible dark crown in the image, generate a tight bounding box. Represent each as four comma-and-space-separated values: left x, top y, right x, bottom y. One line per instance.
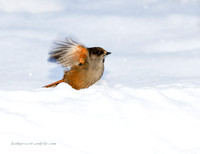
87, 47, 105, 56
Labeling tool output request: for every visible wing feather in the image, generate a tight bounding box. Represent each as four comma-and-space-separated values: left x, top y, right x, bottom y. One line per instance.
49, 38, 88, 68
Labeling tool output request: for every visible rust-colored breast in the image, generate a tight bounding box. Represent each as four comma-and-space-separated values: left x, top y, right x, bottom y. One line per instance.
63, 68, 91, 90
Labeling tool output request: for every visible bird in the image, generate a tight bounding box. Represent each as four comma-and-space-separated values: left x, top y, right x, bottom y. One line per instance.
43, 38, 111, 90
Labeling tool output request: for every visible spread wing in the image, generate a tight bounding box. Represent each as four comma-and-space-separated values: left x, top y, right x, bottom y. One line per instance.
49, 38, 88, 68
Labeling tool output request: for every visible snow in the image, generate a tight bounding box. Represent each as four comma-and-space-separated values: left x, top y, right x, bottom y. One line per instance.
1, 0, 200, 154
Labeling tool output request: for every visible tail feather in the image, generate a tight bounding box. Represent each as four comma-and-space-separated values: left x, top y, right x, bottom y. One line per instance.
43, 79, 64, 88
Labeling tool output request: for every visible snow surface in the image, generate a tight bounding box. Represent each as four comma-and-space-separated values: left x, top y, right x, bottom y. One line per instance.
1, 0, 200, 154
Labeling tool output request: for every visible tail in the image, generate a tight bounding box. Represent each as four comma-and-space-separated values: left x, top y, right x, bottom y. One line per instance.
43, 79, 64, 88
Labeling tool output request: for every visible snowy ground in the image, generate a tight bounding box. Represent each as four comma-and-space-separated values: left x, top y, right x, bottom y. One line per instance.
0, 0, 200, 154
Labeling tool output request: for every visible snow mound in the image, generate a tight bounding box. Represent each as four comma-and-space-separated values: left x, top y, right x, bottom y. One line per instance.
1, 83, 200, 154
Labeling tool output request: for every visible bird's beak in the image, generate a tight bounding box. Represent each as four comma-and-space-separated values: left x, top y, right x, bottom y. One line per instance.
106, 52, 111, 55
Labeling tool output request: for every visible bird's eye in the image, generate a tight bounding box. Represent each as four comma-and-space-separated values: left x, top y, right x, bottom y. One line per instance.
79, 63, 83, 66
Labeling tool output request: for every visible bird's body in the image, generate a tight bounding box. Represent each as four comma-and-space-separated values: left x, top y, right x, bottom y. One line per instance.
62, 59, 104, 89
44, 39, 111, 90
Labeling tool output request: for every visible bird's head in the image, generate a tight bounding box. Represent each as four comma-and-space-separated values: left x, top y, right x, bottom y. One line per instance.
87, 47, 111, 63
